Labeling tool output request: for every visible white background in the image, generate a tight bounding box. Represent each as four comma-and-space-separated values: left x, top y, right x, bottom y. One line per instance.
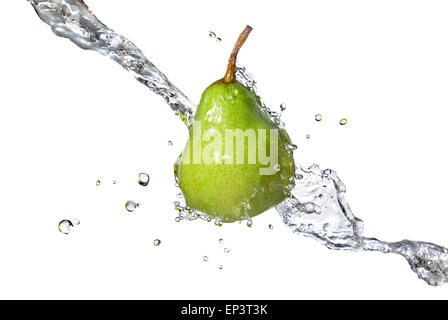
1, 0, 448, 299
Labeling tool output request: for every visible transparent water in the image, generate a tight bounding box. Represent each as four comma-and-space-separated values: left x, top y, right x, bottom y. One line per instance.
31, 0, 448, 286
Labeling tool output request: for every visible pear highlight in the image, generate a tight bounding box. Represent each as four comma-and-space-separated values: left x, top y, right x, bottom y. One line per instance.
175, 26, 295, 222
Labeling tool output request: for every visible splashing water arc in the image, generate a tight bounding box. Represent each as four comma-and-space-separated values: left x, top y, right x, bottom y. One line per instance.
30, 0, 448, 286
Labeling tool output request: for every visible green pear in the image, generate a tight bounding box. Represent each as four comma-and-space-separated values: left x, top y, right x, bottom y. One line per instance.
175, 26, 295, 222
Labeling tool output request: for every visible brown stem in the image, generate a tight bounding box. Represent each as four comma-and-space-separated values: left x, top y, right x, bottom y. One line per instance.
223, 25, 253, 84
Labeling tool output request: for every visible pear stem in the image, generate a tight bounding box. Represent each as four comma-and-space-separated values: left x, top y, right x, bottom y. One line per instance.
223, 25, 253, 84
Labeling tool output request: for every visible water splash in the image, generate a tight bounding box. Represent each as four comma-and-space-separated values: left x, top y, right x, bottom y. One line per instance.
276, 164, 448, 286
30, 0, 448, 286
30, 0, 195, 125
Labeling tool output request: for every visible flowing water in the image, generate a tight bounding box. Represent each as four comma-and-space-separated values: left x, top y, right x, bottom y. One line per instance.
30, 0, 448, 286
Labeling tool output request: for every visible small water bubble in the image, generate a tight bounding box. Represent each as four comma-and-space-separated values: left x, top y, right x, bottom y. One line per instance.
219, 238, 223, 244
208, 31, 216, 39
303, 203, 315, 213
203, 256, 209, 262
315, 114, 323, 122
72, 219, 80, 226
218, 265, 223, 270
58, 220, 74, 235
113, 180, 117, 185
168, 140, 173, 146
273, 164, 281, 172
269, 224, 274, 230
247, 80, 257, 87
280, 103, 287, 111
125, 200, 139, 213
89, 33, 99, 42
323, 223, 330, 231
247, 219, 253, 228
96, 180, 101, 186
153, 239, 161, 246
215, 218, 223, 227
175, 216, 181, 222
138, 172, 150, 186
287, 144, 298, 151
216, 37, 222, 42
307, 224, 314, 230
339, 118, 348, 126
224, 248, 230, 253
306, 135, 311, 139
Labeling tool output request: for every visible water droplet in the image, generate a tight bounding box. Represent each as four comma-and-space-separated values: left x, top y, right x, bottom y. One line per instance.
280, 103, 287, 111
58, 220, 74, 235
175, 216, 181, 222
208, 31, 216, 38
96, 180, 101, 186
72, 219, 80, 226
168, 140, 173, 146
138, 172, 150, 186
339, 118, 348, 126
219, 238, 223, 244
218, 265, 223, 270
215, 218, 223, 227
203, 256, 209, 262
315, 114, 322, 122
274, 164, 281, 172
125, 200, 139, 212
153, 239, 161, 246
216, 37, 222, 42
224, 248, 230, 253
306, 135, 311, 139
269, 224, 274, 230
247, 219, 253, 228
113, 180, 117, 185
